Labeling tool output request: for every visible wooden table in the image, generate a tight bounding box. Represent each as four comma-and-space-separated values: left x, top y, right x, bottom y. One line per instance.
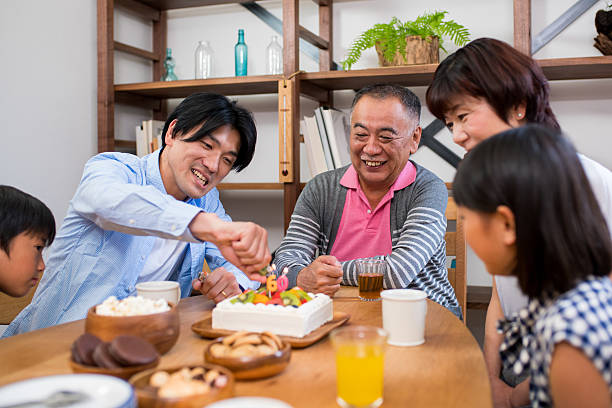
0, 287, 492, 407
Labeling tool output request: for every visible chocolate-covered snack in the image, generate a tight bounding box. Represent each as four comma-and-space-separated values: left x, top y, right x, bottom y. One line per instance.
109, 335, 159, 366
92, 342, 122, 369
71, 333, 103, 366
71, 342, 84, 364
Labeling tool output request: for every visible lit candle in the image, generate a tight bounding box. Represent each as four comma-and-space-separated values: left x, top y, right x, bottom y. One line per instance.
266, 274, 278, 294
277, 274, 289, 293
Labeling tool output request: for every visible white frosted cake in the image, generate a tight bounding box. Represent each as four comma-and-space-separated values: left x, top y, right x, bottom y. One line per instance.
212, 293, 333, 338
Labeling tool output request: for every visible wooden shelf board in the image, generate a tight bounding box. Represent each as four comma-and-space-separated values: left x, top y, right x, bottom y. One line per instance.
301, 65, 438, 90
466, 285, 492, 310
300, 56, 612, 91
538, 56, 612, 80
112, 57, 612, 101
134, 0, 342, 10
114, 139, 137, 149
217, 183, 285, 190
115, 75, 282, 99
217, 183, 307, 190
135, 0, 259, 10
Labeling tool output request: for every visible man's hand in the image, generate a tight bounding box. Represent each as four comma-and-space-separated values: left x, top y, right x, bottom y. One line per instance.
192, 267, 241, 303
189, 213, 271, 281
296, 255, 343, 296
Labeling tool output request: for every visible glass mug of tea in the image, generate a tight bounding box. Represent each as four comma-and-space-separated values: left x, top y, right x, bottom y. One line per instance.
356, 259, 386, 301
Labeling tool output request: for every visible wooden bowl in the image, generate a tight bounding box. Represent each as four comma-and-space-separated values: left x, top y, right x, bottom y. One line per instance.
69, 356, 159, 380
84, 303, 179, 355
129, 364, 234, 408
204, 338, 291, 380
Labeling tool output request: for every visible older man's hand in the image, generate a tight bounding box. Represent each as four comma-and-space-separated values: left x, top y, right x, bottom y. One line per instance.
296, 255, 343, 296
192, 267, 241, 303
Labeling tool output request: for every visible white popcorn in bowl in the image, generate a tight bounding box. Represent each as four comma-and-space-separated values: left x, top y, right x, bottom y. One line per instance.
96, 295, 171, 316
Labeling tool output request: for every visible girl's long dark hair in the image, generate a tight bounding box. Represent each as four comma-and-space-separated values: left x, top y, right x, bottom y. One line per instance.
453, 125, 611, 298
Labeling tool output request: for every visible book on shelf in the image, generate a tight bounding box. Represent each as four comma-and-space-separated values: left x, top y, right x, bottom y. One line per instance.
145, 119, 165, 153
135, 124, 147, 157
136, 120, 165, 156
321, 107, 351, 168
302, 116, 328, 176
313, 108, 335, 170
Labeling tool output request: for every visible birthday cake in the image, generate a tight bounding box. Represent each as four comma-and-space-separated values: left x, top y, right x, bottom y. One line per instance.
212, 272, 333, 338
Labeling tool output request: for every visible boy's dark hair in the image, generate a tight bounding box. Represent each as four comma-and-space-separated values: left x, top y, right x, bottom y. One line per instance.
426, 37, 560, 131
161, 92, 257, 172
352, 83, 421, 121
0, 186, 56, 255
453, 125, 611, 298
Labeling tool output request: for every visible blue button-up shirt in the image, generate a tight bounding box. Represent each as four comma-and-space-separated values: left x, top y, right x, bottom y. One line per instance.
3, 150, 258, 337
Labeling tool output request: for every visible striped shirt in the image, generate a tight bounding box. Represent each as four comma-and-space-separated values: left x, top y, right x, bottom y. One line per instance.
3, 150, 258, 337
274, 161, 461, 319
329, 162, 416, 261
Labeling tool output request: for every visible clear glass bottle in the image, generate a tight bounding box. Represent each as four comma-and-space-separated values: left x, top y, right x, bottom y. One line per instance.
266, 35, 282, 75
161, 48, 178, 81
194, 40, 213, 79
234, 29, 248, 76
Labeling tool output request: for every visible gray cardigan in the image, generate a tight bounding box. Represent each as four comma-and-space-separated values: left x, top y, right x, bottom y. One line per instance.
274, 161, 461, 319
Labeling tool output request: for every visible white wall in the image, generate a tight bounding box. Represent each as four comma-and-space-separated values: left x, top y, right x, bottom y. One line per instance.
0, 0, 97, 223
2, 0, 611, 287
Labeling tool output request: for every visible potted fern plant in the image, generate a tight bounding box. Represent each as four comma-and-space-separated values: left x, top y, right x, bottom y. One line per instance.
342, 11, 470, 70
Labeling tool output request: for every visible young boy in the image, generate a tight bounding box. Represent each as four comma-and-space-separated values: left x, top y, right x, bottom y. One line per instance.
0, 185, 55, 297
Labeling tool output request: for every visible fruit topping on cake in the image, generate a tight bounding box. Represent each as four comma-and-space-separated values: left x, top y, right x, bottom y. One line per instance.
231, 284, 312, 307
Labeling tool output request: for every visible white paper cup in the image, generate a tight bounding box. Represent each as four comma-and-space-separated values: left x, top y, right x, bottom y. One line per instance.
135, 281, 181, 305
381, 289, 427, 346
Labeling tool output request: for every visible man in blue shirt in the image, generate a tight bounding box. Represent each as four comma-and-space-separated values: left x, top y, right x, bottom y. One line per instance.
4, 93, 271, 336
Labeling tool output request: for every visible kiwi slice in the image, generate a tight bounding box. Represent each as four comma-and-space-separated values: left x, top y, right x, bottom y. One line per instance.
231, 290, 256, 304
280, 292, 301, 306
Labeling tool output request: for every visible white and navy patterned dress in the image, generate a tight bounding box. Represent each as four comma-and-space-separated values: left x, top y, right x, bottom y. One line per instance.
498, 276, 612, 407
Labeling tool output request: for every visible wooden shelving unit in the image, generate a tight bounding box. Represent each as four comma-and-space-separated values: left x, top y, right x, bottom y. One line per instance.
98, 0, 332, 229
98, 0, 612, 230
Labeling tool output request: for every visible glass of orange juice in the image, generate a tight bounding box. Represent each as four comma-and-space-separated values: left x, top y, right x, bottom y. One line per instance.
330, 326, 388, 408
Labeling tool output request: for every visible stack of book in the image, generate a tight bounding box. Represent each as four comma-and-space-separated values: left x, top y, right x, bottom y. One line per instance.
135, 119, 165, 157
301, 107, 351, 177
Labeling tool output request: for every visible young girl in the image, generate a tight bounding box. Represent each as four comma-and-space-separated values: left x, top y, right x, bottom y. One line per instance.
453, 125, 612, 408
0, 185, 55, 297
426, 37, 612, 407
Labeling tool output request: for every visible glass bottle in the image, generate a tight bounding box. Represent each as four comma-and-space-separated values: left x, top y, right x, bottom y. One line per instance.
266, 35, 282, 75
161, 48, 178, 81
234, 29, 248, 76
194, 40, 213, 79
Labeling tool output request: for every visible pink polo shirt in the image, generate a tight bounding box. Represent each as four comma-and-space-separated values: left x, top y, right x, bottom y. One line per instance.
329, 161, 417, 262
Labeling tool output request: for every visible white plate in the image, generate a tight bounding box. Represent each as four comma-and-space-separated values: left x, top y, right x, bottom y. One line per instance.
0, 374, 135, 408
205, 397, 293, 408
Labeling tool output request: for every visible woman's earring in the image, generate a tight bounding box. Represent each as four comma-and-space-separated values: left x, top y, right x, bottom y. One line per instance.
517, 113, 523, 118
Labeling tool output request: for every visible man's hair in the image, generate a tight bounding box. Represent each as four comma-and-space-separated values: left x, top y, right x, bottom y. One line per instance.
351, 84, 421, 121
161, 93, 257, 172
453, 125, 611, 299
0, 186, 56, 256
426, 37, 559, 131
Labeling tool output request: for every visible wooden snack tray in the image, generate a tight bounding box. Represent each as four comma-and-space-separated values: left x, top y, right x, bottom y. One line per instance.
191, 311, 350, 348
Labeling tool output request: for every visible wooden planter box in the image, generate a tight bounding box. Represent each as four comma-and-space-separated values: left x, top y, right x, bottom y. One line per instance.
375, 35, 439, 66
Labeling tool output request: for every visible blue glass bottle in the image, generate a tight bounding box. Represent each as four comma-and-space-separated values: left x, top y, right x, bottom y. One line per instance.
161, 48, 178, 81
234, 29, 248, 76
